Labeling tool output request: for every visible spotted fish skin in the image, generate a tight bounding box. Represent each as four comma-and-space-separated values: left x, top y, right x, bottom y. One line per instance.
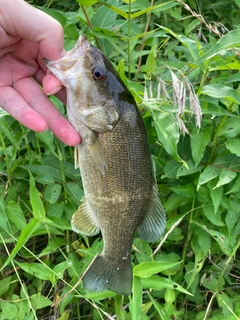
45, 35, 166, 295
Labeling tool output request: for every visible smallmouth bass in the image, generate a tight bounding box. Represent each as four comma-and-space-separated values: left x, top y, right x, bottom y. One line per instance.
45, 35, 166, 295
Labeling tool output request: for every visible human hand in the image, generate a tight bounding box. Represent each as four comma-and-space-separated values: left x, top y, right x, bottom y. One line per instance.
0, 0, 80, 146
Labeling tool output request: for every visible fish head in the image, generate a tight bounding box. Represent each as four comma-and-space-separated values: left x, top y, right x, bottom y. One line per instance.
44, 35, 124, 103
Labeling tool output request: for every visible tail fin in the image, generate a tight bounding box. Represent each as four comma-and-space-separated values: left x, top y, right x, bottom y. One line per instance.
82, 255, 132, 295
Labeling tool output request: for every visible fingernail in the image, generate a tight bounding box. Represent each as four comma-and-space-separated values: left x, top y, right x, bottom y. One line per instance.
46, 85, 62, 96
60, 49, 66, 58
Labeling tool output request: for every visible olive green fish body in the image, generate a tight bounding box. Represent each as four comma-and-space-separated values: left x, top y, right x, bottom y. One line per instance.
45, 36, 166, 295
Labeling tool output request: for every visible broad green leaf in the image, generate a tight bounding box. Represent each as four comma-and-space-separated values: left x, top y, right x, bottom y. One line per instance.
47, 216, 71, 230
0, 218, 41, 271
130, 1, 178, 19
64, 23, 80, 40
177, 160, 203, 177
164, 193, 189, 211
44, 183, 62, 204
22, 165, 62, 182
39, 238, 65, 257
0, 197, 9, 232
0, 120, 18, 146
226, 175, 240, 194
53, 261, 73, 278
197, 166, 221, 190
188, 238, 206, 288
235, 0, 240, 7
64, 182, 84, 206
195, 29, 240, 64
190, 127, 212, 166
227, 72, 240, 83
141, 275, 192, 295
194, 222, 232, 255
202, 85, 240, 104
225, 138, 240, 156
0, 302, 18, 320
225, 210, 239, 236
16, 261, 55, 280
134, 261, 181, 278
200, 98, 239, 118
146, 45, 157, 74
36, 174, 55, 185
148, 293, 172, 320
210, 61, 240, 71
76, 0, 98, 7
40, 7, 67, 26
219, 117, 240, 138
164, 288, 175, 305
208, 179, 223, 214
101, 1, 177, 20
78, 291, 116, 300
151, 109, 180, 161
35, 131, 58, 158
161, 159, 181, 179
5, 201, 26, 230
214, 168, 237, 189
29, 171, 46, 220
169, 183, 196, 199
133, 238, 153, 263
100, 2, 128, 19
202, 205, 225, 227
158, 26, 200, 62
0, 108, 9, 118
30, 294, 52, 310
195, 229, 211, 255
185, 18, 201, 35
116, 59, 127, 84
216, 293, 234, 319
91, 0, 117, 29
0, 276, 12, 296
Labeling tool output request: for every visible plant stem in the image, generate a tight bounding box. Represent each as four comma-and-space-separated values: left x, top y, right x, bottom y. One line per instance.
135, 0, 155, 81
127, 1, 132, 79
114, 295, 124, 320
81, 5, 101, 50
180, 198, 195, 273
196, 68, 208, 97
20, 124, 31, 163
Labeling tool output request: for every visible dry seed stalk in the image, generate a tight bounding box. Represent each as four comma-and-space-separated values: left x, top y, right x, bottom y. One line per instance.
176, 0, 228, 37
144, 69, 202, 134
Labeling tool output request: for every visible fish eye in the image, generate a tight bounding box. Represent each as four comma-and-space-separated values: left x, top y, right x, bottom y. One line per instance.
92, 66, 106, 81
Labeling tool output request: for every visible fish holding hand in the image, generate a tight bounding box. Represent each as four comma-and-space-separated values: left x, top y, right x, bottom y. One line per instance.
45, 35, 166, 295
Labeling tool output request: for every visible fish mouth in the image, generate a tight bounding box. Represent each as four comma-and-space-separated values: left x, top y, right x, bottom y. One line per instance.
75, 34, 90, 56
44, 34, 90, 66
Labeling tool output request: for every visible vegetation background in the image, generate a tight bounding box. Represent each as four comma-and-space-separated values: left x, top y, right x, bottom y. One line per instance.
1, 0, 240, 319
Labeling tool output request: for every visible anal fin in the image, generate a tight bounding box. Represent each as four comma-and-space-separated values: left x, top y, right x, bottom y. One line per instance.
138, 184, 166, 242
71, 198, 100, 236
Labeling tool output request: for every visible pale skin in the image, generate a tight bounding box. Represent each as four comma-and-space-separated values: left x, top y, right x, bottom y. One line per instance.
0, 0, 80, 145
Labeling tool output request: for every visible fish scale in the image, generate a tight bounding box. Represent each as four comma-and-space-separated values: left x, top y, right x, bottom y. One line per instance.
45, 35, 166, 295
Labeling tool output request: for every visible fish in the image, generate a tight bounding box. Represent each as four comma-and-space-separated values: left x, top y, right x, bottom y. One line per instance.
45, 35, 166, 295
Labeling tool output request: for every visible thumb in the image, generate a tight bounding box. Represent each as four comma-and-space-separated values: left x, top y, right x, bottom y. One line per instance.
0, 0, 64, 60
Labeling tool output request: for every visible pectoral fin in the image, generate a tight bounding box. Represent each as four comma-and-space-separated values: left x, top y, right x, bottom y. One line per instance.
71, 197, 100, 236
74, 133, 108, 173
87, 139, 108, 174
138, 185, 166, 242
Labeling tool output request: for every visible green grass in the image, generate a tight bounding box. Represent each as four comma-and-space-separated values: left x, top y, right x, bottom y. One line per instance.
1, 1, 240, 319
